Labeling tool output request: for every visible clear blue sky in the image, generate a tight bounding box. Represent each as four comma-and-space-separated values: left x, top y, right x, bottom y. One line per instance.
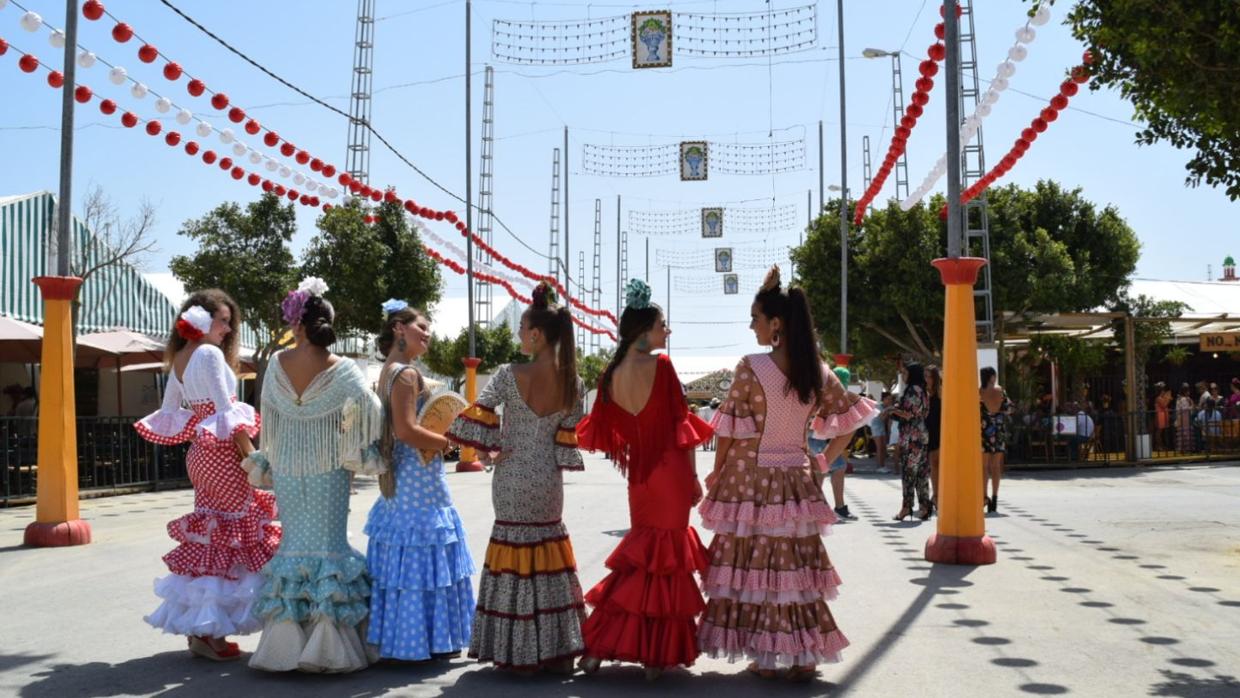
1, 0, 1234, 363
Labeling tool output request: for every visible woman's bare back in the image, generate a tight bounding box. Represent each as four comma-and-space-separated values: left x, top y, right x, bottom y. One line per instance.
980, 385, 1006, 414
512, 362, 565, 418
610, 353, 659, 416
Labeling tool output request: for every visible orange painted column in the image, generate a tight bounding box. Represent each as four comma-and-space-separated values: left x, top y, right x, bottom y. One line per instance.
925, 258, 994, 565
24, 276, 92, 547
456, 357, 485, 472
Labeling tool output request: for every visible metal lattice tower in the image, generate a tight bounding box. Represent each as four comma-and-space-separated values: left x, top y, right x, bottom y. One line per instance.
577, 252, 586, 348
959, 0, 995, 343
590, 200, 603, 354
619, 229, 629, 292
862, 136, 873, 191
889, 53, 911, 201
548, 149, 561, 281
474, 65, 496, 327
345, 0, 375, 184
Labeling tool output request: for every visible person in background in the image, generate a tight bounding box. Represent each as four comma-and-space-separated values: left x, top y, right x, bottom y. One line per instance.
870, 392, 892, 471
1225, 378, 1240, 419
891, 362, 931, 521
925, 366, 942, 513
1195, 397, 1223, 451
698, 399, 717, 450
1175, 383, 1195, 453
808, 366, 858, 521
1065, 402, 1095, 461
1153, 382, 1172, 451
980, 367, 1012, 514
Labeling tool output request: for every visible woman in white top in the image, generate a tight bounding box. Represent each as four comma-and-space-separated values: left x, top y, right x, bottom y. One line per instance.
135, 289, 280, 662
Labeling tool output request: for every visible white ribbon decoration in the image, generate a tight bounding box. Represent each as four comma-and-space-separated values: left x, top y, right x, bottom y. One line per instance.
900, 3, 1051, 211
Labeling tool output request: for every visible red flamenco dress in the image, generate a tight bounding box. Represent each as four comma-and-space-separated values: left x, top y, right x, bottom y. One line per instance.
135, 344, 281, 637
575, 353, 714, 669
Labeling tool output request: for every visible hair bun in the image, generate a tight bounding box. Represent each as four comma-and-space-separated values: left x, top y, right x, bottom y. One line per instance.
305, 318, 337, 348
761, 265, 782, 292
531, 280, 557, 309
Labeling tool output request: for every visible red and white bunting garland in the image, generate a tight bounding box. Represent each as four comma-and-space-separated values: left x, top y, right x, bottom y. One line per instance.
902, 2, 1052, 211
939, 52, 1093, 219
853, 4, 955, 227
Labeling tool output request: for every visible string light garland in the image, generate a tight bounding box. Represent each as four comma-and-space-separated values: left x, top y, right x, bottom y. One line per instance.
938, 52, 1093, 220
854, 5, 955, 227
628, 204, 798, 236
902, 2, 1052, 210
582, 137, 806, 177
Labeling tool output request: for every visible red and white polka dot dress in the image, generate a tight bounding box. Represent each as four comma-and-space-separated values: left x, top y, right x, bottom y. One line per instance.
135, 344, 281, 637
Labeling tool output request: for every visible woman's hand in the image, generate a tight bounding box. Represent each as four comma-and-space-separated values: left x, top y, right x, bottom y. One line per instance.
704, 470, 719, 490
692, 478, 704, 506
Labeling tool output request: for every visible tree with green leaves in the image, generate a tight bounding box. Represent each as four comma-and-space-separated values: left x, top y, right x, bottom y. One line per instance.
422, 323, 524, 391
577, 348, 614, 393
301, 198, 442, 340
791, 181, 1141, 365
1054, 0, 1240, 200
169, 192, 298, 386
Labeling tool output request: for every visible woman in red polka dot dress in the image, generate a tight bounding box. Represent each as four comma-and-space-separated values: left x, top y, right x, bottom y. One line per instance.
135, 289, 280, 661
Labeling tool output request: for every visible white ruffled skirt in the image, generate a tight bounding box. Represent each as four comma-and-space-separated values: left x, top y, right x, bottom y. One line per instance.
144, 572, 265, 637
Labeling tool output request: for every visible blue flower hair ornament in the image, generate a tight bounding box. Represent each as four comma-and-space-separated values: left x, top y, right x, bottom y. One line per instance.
381, 298, 409, 315
624, 278, 652, 310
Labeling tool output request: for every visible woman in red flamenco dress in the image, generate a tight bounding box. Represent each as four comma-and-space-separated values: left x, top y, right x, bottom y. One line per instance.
575, 279, 713, 680
135, 290, 280, 661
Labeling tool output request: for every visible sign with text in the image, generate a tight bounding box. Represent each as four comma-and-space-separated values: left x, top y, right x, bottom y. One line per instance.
1199, 333, 1240, 351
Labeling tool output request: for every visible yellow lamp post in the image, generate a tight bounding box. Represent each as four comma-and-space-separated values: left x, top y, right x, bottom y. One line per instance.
924, 258, 994, 565
456, 357, 485, 472
24, 276, 92, 547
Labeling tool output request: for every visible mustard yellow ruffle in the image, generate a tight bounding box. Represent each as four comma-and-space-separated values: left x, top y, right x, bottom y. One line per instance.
461, 404, 499, 428
484, 537, 577, 576
555, 427, 578, 448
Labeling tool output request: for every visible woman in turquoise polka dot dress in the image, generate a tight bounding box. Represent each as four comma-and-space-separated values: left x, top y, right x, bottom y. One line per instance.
364, 301, 475, 661
246, 280, 385, 672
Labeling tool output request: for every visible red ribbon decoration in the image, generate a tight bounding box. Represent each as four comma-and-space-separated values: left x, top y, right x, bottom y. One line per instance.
175, 318, 204, 342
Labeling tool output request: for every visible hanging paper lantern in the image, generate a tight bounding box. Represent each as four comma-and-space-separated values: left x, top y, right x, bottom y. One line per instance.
138, 44, 158, 63
287, 189, 299, 202
77, 50, 96, 68
228, 107, 245, 123
18, 53, 39, 73
338, 173, 351, 186
130, 82, 148, 99
322, 164, 336, 178
99, 98, 117, 115
364, 215, 376, 225
1020, 127, 1037, 142
248, 149, 262, 164
164, 131, 180, 146
47, 71, 64, 88
112, 22, 134, 43
154, 96, 172, 113
907, 103, 925, 119
20, 11, 43, 32
49, 30, 66, 49
305, 181, 318, 193
1008, 44, 1028, 62
74, 85, 92, 103
981, 90, 999, 107
928, 43, 946, 62
230, 167, 244, 180
997, 60, 1016, 79
1059, 80, 1079, 98
1070, 65, 1090, 84
210, 92, 229, 110
325, 188, 338, 199
895, 126, 911, 139
939, 4, 962, 18
295, 151, 310, 165
145, 120, 161, 136
1032, 117, 1048, 133
279, 166, 292, 178
934, 22, 945, 40
120, 111, 138, 128
187, 78, 205, 96
247, 173, 261, 186
184, 140, 199, 155
455, 221, 467, 232
1031, 4, 1051, 26
918, 60, 938, 77
293, 173, 306, 186
258, 132, 277, 148
310, 158, 323, 172
108, 65, 127, 84
260, 180, 273, 192
1040, 107, 1058, 123
244, 119, 260, 135
1050, 94, 1069, 111
274, 184, 286, 196
162, 62, 182, 81
280, 142, 295, 157
899, 115, 916, 130
323, 203, 332, 212
219, 157, 233, 170
370, 191, 382, 202
1015, 27, 1035, 44
992, 76, 1009, 92
265, 159, 278, 172
231, 142, 247, 157
218, 127, 235, 144
175, 108, 192, 125
195, 121, 211, 138
83, 1, 105, 21
911, 91, 930, 107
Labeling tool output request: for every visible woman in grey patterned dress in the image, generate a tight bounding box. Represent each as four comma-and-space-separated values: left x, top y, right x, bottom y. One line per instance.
447, 283, 586, 674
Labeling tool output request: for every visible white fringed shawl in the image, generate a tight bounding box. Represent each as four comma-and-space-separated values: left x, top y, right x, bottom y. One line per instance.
260, 353, 385, 477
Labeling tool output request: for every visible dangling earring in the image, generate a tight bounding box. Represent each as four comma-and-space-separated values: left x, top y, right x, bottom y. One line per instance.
636, 335, 650, 352
397, 335, 407, 353
771, 331, 782, 348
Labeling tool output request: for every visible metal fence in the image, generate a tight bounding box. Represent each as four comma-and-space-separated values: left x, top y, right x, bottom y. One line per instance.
2, 416, 188, 505
1005, 410, 1240, 465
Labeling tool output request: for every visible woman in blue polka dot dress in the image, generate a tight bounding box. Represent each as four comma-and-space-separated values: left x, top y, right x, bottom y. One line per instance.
364, 301, 475, 661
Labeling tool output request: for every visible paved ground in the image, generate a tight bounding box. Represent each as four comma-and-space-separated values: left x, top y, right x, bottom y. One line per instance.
1, 453, 1238, 697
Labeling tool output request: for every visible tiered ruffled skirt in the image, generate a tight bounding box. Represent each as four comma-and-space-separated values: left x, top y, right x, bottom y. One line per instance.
470, 520, 587, 668
364, 500, 475, 660
581, 526, 709, 669
697, 459, 849, 669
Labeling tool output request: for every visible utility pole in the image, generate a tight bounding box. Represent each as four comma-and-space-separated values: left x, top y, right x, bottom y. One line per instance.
836, 0, 850, 357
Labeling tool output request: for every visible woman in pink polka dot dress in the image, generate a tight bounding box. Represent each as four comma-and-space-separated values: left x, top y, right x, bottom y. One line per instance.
135, 290, 280, 661
698, 267, 875, 682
